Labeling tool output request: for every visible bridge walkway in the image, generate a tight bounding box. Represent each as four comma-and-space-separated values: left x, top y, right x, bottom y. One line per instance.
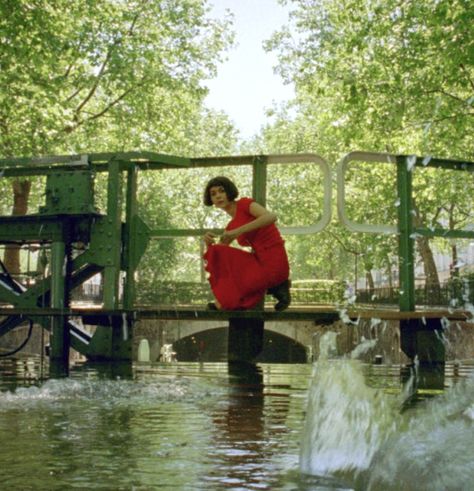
1, 304, 470, 322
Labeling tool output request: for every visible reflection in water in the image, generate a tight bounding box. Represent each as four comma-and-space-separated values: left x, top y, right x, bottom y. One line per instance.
209, 361, 296, 489
209, 362, 267, 488
73, 360, 134, 380
0, 359, 305, 490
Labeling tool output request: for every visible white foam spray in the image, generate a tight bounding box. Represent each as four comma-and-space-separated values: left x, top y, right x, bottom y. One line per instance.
300, 333, 398, 478
299, 334, 474, 490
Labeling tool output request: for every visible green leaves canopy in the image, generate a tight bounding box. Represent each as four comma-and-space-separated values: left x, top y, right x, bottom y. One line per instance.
257, 0, 474, 285
0, 0, 234, 157
268, 0, 474, 157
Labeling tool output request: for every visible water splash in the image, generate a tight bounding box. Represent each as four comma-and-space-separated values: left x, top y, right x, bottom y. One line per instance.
406, 155, 417, 172
338, 308, 359, 325
299, 353, 474, 490
318, 331, 339, 359
0, 376, 223, 411
350, 337, 378, 359
299, 358, 398, 478
366, 375, 474, 490
421, 155, 432, 166
464, 403, 474, 420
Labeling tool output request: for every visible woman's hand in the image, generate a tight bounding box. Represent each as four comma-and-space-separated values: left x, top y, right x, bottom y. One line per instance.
203, 232, 216, 246
220, 229, 238, 245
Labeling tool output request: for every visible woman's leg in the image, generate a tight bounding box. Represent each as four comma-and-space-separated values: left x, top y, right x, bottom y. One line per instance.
204, 245, 265, 310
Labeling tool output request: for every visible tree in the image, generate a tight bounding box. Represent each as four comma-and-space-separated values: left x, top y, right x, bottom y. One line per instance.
0, 0, 234, 157
259, 0, 474, 291
268, 0, 473, 157
0, 0, 236, 274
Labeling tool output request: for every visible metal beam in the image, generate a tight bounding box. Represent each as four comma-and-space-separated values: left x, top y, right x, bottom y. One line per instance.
102, 160, 123, 310
397, 156, 415, 312
49, 236, 70, 373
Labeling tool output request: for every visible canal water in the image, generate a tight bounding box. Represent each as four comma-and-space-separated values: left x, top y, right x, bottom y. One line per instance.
0, 356, 473, 490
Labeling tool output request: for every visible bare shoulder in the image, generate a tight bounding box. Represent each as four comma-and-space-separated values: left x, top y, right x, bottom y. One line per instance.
249, 201, 277, 221
249, 201, 267, 216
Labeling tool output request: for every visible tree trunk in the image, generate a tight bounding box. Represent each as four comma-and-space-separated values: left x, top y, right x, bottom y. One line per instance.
451, 243, 459, 278
416, 236, 441, 303
3, 179, 31, 275
365, 269, 375, 292
415, 237, 440, 287
412, 203, 440, 302
327, 249, 334, 280
448, 205, 459, 278
386, 259, 393, 290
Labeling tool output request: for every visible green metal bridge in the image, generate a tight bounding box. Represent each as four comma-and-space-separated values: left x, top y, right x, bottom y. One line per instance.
0, 151, 473, 374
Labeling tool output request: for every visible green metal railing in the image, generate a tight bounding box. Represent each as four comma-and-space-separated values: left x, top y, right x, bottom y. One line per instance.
337, 151, 474, 311
1, 150, 474, 365
148, 153, 332, 238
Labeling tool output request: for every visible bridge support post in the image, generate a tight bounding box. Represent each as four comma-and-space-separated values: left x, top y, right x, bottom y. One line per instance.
81, 314, 134, 362
49, 237, 70, 377
228, 318, 264, 363
396, 157, 446, 391
111, 315, 133, 361
400, 318, 446, 390
396, 156, 415, 313
400, 318, 446, 364
226, 156, 267, 364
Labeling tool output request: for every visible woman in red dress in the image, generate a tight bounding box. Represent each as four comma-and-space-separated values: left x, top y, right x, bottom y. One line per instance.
203, 176, 291, 311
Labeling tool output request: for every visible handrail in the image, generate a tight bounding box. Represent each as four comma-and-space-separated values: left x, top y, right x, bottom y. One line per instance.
270, 154, 332, 235
337, 150, 474, 311
337, 151, 474, 238
337, 151, 398, 234
150, 153, 332, 237
0, 152, 192, 177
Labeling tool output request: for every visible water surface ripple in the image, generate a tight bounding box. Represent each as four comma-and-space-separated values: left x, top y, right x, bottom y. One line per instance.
0, 359, 473, 490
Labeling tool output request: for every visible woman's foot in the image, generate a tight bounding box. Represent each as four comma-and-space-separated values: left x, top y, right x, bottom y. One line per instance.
207, 300, 222, 310
268, 280, 291, 311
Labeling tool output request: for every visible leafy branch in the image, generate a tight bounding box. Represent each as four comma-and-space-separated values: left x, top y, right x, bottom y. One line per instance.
74, 11, 141, 117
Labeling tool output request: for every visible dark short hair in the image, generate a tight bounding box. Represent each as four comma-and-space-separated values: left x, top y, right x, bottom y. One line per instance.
203, 176, 239, 206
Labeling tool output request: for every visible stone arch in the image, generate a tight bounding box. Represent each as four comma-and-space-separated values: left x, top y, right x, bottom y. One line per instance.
172, 325, 308, 363
135, 319, 317, 362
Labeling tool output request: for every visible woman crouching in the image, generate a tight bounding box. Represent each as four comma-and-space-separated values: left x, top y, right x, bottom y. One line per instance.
203, 176, 291, 311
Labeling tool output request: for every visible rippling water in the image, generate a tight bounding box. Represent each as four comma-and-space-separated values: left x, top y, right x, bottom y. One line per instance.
0, 357, 473, 490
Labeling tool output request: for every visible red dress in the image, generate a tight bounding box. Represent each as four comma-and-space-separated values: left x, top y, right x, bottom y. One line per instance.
204, 197, 290, 310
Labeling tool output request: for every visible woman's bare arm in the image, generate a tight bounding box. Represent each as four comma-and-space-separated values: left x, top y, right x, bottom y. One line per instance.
220, 202, 277, 244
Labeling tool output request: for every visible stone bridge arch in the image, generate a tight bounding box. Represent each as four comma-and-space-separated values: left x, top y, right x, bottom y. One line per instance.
135, 316, 409, 365
135, 318, 319, 362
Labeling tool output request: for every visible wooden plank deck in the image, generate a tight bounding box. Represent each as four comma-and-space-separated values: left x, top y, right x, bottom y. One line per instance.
0, 304, 472, 323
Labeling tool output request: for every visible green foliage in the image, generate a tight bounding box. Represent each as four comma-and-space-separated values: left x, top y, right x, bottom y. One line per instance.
0, 0, 235, 157
256, 0, 474, 286
0, 0, 241, 283
291, 279, 346, 304
268, 0, 473, 157
445, 272, 474, 306
135, 278, 346, 306
136, 280, 212, 306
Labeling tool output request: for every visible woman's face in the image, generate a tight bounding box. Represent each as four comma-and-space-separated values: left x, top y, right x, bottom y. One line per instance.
209, 185, 230, 208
